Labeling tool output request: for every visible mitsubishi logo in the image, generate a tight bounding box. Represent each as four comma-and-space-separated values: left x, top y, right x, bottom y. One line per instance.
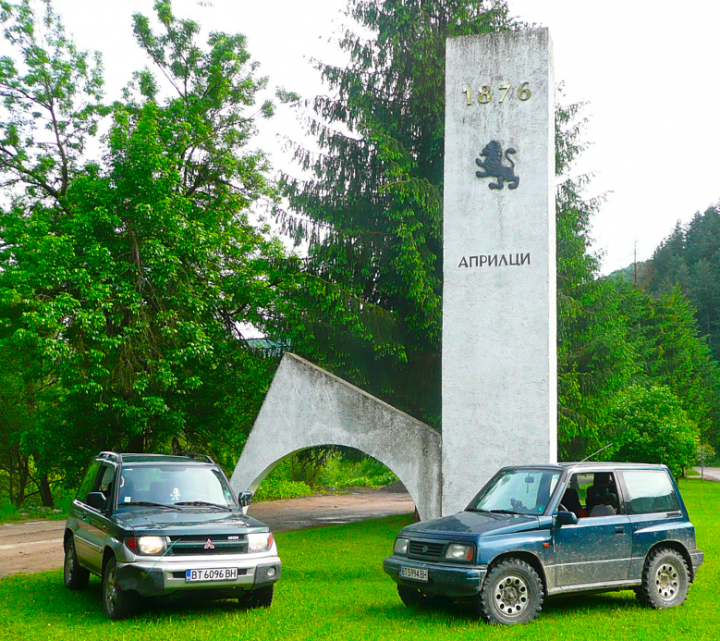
204, 539, 215, 550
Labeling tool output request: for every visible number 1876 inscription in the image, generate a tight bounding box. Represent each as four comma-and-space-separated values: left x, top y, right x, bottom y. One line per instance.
462, 82, 531, 105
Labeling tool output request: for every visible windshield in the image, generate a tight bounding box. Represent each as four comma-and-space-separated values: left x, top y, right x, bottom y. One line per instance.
116, 465, 236, 510
467, 468, 561, 515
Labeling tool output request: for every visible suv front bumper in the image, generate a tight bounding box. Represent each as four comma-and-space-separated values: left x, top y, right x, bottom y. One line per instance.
383, 554, 487, 597
117, 554, 282, 597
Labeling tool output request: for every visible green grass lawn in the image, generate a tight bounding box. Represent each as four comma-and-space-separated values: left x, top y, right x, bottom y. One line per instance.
1, 479, 718, 641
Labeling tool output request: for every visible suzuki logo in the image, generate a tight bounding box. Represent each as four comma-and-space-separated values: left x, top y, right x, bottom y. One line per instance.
204, 539, 215, 550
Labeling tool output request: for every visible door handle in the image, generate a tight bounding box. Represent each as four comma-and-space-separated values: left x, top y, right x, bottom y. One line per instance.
615, 527, 624, 534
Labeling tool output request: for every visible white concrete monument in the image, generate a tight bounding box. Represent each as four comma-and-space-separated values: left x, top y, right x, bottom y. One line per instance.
442, 30, 557, 515
235, 30, 557, 521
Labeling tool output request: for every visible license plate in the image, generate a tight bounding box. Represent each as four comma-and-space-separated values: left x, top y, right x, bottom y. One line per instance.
400, 566, 428, 582
185, 568, 238, 582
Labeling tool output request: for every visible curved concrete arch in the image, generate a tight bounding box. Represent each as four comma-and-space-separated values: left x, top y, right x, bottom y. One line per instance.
230, 353, 442, 520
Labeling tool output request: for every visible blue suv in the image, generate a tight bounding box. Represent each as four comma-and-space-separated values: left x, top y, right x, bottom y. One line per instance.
383, 463, 703, 625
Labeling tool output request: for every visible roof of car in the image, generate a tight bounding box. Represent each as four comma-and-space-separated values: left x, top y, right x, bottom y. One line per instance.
500, 461, 669, 472
558, 461, 665, 470
96, 452, 216, 466
559, 461, 669, 472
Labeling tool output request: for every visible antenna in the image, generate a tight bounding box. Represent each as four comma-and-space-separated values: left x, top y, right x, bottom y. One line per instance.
633, 241, 638, 285
580, 443, 614, 463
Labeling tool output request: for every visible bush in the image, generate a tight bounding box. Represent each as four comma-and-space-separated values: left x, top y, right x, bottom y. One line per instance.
315, 454, 398, 489
250, 451, 399, 502
253, 478, 314, 502
609, 384, 699, 476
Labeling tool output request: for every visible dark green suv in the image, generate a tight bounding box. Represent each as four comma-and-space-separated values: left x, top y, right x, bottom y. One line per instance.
63, 452, 281, 619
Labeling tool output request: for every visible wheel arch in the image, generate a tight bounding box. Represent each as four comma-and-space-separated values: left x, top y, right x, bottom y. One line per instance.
102, 546, 116, 572
645, 541, 694, 582
63, 529, 74, 550
487, 551, 549, 595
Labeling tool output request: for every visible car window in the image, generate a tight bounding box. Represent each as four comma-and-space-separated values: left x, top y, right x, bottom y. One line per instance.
76, 460, 102, 505
620, 470, 680, 514
96, 464, 116, 501
467, 469, 561, 515
562, 472, 622, 518
565, 471, 622, 517
117, 465, 236, 508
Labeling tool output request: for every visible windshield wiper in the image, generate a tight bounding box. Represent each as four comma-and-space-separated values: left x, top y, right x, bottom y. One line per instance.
174, 501, 229, 510
121, 501, 182, 511
489, 509, 520, 515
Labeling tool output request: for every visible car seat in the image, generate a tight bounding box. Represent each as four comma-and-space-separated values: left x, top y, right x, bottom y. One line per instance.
586, 473, 619, 513
589, 504, 616, 517
560, 487, 585, 519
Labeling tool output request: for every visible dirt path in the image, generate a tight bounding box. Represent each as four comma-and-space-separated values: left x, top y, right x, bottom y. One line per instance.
0, 519, 66, 579
0, 489, 414, 580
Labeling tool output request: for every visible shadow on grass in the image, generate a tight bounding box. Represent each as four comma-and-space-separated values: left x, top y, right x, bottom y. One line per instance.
364, 589, 642, 624
0, 571, 266, 624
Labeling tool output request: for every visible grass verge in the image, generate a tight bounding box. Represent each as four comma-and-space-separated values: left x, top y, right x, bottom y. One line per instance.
0, 480, 718, 641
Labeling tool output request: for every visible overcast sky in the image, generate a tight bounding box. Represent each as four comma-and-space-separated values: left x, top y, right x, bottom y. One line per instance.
50, 0, 720, 274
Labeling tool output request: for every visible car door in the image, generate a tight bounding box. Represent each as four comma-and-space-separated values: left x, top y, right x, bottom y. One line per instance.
71, 460, 102, 567
617, 469, 686, 578
553, 471, 632, 589
80, 463, 117, 573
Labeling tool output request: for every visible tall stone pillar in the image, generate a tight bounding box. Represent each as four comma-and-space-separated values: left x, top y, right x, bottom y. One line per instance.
442, 30, 556, 515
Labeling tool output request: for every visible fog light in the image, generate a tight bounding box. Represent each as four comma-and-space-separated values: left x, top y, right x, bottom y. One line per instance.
267, 566, 277, 579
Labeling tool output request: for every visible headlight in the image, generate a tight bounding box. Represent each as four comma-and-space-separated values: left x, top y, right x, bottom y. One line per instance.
393, 537, 409, 555
445, 543, 474, 562
126, 536, 167, 556
247, 532, 274, 554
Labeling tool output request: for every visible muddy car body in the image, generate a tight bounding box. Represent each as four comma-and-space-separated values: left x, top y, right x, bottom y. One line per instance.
383, 462, 703, 624
64, 452, 280, 619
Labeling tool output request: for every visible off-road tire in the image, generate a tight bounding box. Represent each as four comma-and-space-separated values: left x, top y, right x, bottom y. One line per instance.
102, 556, 137, 620
636, 547, 689, 609
63, 537, 90, 590
476, 558, 543, 625
245, 585, 274, 609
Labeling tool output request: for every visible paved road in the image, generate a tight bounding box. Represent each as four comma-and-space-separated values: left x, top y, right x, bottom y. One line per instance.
0, 490, 414, 580
693, 466, 720, 481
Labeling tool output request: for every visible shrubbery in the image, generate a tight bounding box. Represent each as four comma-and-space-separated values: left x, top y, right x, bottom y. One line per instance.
252, 452, 398, 501
608, 384, 699, 477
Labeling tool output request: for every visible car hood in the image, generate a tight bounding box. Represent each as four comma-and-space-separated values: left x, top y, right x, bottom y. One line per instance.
402, 511, 541, 539
114, 509, 269, 535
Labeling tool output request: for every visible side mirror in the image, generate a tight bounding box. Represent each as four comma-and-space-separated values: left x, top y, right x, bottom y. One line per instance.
238, 491, 253, 509
554, 510, 578, 527
86, 491, 108, 512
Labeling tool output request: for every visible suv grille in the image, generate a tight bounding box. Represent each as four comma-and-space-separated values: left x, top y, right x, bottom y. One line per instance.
408, 540, 444, 559
168, 535, 248, 556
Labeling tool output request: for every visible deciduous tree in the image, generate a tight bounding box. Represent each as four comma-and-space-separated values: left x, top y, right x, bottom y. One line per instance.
0, 0, 291, 483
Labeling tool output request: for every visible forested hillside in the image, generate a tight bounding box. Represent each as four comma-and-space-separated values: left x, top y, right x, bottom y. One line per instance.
639, 205, 720, 361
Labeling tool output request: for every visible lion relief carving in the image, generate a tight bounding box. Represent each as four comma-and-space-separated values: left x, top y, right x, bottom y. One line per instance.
475, 141, 519, 190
